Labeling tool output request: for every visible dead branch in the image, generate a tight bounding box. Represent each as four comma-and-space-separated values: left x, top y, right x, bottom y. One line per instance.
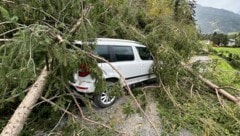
2, 0, 14, 4
47, 103, 71, 135
215, 89, 224, 107
66, 88, 128, 135
40, 97, 77, 118
159, 79, 179, 107
0, 39, 12, 42
190, 84, 194, 98
32, 93, 66, 108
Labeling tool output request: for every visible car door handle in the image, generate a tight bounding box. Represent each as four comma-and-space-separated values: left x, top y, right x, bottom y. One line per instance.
115, 67, 121, 71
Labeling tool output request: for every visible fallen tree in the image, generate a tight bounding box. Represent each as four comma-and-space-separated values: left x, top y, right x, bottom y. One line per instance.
198, 75, 240, 107
0, 5, 159, 135
1, 66, 49, 136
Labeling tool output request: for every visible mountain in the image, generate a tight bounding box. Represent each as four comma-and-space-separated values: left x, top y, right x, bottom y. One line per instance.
195, 5, 240, 34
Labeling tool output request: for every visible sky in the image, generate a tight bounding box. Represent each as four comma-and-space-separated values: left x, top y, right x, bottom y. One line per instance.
196, 0, 240, 14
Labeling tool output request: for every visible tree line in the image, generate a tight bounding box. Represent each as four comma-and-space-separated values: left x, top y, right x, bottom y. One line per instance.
201, 32, 240, 47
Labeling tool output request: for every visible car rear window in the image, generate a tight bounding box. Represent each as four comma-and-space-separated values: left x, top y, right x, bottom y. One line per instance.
112, 46, 134, 61
95, 45, 111, 62
136, 47, 153, 60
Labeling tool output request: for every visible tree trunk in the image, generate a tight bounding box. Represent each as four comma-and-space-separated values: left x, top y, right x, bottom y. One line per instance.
198, 75, 240, 107
1, 66, 49, 136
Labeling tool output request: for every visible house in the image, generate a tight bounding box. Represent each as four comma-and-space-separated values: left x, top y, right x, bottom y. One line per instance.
227, 39, 236, 47
205, 40, 211, 45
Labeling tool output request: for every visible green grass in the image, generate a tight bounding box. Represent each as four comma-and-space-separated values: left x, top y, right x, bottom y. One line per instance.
204, 55, 240, 95
213, 47, 240, 55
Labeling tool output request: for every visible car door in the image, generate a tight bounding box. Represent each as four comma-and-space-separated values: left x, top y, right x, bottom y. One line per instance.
110, 45, 142, 83
136, 46, 154, 78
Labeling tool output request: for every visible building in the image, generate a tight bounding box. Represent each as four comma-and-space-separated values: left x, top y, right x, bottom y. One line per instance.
227, 39, 236, 47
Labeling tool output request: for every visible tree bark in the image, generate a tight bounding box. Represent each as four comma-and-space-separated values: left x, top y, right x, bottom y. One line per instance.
1, 66, 49, 136
0, 39, 12, 42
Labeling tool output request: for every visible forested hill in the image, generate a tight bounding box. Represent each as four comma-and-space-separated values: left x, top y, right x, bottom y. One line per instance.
195, 4, 240, 34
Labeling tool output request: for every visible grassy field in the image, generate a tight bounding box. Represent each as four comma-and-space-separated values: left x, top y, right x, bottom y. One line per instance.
213, 47, 240, 55
204, 55, 240, 95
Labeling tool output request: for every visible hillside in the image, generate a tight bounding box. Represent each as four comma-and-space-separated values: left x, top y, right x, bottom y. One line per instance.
195, 5, 240, 34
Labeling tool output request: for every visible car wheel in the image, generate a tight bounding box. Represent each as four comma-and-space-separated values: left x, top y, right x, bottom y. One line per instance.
93, 82, 116, 108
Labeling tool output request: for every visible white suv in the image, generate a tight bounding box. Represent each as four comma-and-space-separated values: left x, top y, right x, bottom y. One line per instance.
70, 38, 155, 108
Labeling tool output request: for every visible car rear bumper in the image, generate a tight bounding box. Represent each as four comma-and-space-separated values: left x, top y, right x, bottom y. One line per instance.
69, 74, 95, 93
69, 81, 95, 93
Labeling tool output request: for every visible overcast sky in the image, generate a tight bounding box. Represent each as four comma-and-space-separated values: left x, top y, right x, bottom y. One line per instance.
196, 0, 240, 14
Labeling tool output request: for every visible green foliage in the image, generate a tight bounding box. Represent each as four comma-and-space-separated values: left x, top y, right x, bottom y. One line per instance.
122, 102, 136, 117
157, 83, 240, 135
0, 25, 52, 108
21, 104, 64, 135
0, 6, 10, 20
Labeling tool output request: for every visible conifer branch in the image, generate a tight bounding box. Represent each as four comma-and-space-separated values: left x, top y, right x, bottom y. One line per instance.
2, 0, 14, 4
0, 39, 12, 42
0, 26, 26, 37
47, 103, 71, 135
40, 97, 78, 118
0, 21, 11, 26
69, 5, 92, 34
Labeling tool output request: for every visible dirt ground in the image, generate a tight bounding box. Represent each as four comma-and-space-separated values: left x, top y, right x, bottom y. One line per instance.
92, 92, 162, 136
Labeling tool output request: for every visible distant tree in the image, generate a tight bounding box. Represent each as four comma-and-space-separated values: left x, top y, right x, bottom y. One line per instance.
188, 0, 196, 22
211, 32, 228, 46
236, 32, 240, 47
174, 0, 196, 23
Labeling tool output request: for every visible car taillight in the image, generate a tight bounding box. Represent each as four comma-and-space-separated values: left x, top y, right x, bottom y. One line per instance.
78, 65, 90, 77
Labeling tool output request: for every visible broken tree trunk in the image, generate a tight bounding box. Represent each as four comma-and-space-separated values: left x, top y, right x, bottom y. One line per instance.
184, 64, 240, 107
1, 66, 49, 136
198, 75, 240, 107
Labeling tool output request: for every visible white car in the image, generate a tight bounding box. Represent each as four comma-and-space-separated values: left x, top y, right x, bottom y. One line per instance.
70, 38, 155, 108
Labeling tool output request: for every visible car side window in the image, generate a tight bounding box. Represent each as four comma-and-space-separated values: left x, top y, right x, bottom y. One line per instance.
95, 45, 111, 62
136, 47, 153, 60
112, 46, 134, 61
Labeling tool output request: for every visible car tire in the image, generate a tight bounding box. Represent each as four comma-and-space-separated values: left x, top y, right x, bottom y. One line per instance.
93, 82, 116, 108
